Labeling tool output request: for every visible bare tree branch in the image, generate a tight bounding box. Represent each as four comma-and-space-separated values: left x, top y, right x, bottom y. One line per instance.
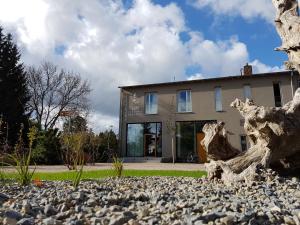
27, 62, 91, 130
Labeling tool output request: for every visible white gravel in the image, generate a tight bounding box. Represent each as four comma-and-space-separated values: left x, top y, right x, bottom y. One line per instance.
0, 172, 299, 225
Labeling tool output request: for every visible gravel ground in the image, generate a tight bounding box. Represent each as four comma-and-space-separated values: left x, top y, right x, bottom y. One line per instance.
0, 171, 300, 225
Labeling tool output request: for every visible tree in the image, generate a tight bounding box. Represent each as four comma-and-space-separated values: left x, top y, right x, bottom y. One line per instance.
27, 62, 91, 130
97, 129, 118, 161
0, 26, 30, 145
31, 128, 62, 165
63, 115, 88, 133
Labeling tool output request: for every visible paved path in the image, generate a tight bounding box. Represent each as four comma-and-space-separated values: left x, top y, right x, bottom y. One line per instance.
3, 163, 205, 173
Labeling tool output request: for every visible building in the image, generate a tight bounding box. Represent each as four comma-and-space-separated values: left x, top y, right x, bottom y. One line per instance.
118, 65, 299, 163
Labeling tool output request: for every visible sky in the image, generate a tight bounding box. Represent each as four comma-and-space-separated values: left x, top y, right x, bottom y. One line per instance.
0, 0, 288, 133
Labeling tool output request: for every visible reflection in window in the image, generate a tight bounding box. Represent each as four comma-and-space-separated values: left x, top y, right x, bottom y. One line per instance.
127, 123, 162, 157
127, 124, 144, 157
177, 90, 192, 112
144, 123, 162, 157
243, 85, 252, 100
176, 122, 195, 160
215, 87, 222, 112
145, 93, 158, 114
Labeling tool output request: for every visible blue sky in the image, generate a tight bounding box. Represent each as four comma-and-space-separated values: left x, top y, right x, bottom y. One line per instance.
0, 0, 287, 131
155, 0, 286, 69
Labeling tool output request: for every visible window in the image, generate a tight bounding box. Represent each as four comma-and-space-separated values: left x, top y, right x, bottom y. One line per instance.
145, 93, 158, 114
177, 90, 192, 112
215, 87, 222, 112
126, 123, 162, 157
243, 85, 252, 100
240, 135, 247, 151
273, 82, 282, 107
127, 124, 144, 157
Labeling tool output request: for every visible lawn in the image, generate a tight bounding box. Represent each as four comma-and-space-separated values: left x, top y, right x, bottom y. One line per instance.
1, 169, 207, 181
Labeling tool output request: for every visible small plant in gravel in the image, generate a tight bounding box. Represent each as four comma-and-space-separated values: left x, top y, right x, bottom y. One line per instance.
7, 125, 37, 186
112, 156, 123, 178
61, 132, 86, 188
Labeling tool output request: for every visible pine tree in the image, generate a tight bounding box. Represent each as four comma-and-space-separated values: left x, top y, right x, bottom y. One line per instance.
0, 26, 30, 146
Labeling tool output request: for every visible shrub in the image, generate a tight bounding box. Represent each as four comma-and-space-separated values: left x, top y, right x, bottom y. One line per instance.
112, 156, 123, 178
6, 126, 37, 186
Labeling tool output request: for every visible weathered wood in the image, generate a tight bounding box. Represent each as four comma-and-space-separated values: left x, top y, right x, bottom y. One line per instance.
201, 122, 241, 161
205, 90, 300, 183
273, 0, 300, 72
203, 0, 300, 184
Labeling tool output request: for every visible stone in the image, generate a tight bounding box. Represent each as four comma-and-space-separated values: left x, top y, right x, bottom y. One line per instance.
44, 204, 57, 216
0, 193, 10, 202
284, 216, 297, 225
220, 215, 234, 225
5, 210, 22, 220
43, 217, 61, 225
16, 218, 35, 225
21, 201, 31, 215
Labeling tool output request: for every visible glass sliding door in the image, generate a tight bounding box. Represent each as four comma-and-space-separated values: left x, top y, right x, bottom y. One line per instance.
176, 122, 196, 161
144, 122, 162, 157
127, 124, 144, 157
176, 120, 216, 162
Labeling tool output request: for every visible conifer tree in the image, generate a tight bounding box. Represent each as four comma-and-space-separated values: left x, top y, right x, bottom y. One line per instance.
0, 26, 30, 146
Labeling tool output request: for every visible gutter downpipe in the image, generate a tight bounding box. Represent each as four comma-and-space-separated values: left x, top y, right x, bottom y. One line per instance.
118, 88, 123, 157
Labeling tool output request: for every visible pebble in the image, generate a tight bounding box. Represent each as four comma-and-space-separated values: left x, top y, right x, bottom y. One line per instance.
0, 174, 299, 224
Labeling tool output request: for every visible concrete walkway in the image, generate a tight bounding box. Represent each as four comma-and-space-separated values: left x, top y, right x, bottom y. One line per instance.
3, 163, 205, 173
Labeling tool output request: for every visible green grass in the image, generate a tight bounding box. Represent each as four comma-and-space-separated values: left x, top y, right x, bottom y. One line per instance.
2, 169, 207, 181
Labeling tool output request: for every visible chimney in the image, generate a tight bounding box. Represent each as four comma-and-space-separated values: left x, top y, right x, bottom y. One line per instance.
242, 63, 252, 76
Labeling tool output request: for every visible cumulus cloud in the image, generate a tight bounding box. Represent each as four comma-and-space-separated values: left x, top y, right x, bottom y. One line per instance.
186, 33, 249, 76
187, 73, 205, 80
0, 0, 282, 132
188, 0, 275, 23
250, 59, 285, 73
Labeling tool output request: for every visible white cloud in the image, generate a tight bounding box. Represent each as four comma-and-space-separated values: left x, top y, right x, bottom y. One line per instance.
250, 59, 285, 73
188, 0, 275, 23
0, 0, 282, 132
187, 73, 204, 80
186, 33, 249, 76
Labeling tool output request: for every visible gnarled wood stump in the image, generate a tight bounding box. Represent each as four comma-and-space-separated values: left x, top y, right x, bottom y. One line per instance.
204, 89, 300, 183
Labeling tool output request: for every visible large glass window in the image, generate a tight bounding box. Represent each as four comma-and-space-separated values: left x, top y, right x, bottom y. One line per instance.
215, 87, 222, 112
273, 82, 282, 107
177, 90, 192, 112
127, 124, 144, 157
126, 123, 162, 157
145, 93, 158, 114
243, 85, 252, 100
